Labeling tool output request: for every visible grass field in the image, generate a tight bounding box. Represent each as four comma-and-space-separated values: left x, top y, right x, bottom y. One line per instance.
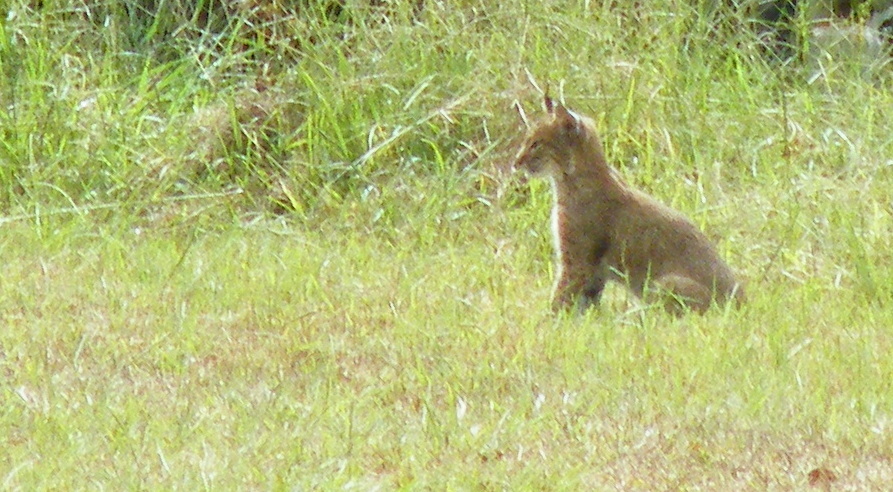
2, 0, 893, 489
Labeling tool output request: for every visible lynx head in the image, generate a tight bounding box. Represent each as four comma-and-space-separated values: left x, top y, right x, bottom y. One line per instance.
513, 95, 590, 176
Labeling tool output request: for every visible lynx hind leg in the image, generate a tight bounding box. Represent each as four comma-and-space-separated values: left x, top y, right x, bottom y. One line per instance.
652, 274, 713, 315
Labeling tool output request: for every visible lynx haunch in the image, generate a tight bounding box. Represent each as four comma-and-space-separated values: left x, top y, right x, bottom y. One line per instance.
514, 96, 744, 315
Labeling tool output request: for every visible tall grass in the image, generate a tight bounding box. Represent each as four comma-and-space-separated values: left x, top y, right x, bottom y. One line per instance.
2, 0, 893, 488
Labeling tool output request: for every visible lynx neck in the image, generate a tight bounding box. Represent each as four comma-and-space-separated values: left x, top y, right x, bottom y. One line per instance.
552, 145, 626, 204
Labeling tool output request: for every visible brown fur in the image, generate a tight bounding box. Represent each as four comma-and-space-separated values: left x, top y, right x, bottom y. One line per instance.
513, 96, 744, 315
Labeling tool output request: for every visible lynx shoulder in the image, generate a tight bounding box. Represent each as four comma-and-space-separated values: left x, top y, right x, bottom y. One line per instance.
513, 96, 744, 315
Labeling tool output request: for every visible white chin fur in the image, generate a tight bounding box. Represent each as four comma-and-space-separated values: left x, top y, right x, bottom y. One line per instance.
549, 176, 562, 261
549, 176, 564, 295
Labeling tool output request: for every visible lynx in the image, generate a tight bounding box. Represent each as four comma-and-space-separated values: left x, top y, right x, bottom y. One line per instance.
514, 96, 744, 315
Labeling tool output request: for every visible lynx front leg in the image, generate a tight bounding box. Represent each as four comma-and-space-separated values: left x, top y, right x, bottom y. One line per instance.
551, 264, 599, 312
577, 275, 607, 312
550, 238, 610, 313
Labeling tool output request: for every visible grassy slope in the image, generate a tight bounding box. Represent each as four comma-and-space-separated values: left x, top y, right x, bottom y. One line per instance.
2, 0, 893, 489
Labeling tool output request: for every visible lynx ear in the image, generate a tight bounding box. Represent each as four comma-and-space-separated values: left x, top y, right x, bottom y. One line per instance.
554, 102, 582, 133
544, 95, 554, 114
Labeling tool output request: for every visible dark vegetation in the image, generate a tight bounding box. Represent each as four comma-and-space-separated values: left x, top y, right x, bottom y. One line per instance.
749, 0, 893, 61
1, 0, 480, 219
2, 0, 890, 220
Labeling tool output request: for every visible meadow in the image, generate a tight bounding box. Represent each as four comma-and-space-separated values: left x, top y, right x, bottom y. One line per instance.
2, 0, 893, 489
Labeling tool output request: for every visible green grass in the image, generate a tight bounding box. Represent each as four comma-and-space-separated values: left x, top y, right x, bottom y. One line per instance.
2, 0, 893, 488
